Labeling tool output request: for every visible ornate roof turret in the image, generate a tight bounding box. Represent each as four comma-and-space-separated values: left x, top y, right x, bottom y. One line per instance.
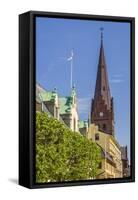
52, 87, 58, 100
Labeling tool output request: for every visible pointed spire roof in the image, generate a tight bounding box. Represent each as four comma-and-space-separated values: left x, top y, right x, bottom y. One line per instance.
94, 28, 111, 110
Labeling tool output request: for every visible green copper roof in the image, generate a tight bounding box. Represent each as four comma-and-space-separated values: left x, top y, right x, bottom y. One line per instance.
40, 92, 53, 101
40, 91, 57, 102
79, 120, 88, 129
36, 83, 77, 115
59, 97, 73, 114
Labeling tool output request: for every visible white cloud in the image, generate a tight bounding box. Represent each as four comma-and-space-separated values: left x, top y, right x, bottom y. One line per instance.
113, 74, 124, 78
110, 79, 124, 84
110, 74, 125, 84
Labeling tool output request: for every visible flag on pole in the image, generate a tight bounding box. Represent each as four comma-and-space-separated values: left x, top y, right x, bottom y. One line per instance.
67, 49, 74, 89
67, 49, 74, 61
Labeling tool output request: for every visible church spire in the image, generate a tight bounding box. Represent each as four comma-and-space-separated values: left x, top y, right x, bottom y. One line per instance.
91, 28, 114, 135
94, 28, 111, 110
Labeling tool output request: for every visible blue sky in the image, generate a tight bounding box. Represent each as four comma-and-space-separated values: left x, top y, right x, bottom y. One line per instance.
36, 17, 130, 159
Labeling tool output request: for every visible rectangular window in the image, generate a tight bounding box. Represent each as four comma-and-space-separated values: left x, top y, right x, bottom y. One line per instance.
95, 133, 99, 140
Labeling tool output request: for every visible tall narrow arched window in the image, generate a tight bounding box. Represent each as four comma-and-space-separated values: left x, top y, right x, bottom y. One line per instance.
103, 123, 106, 131
55, 107, 58, 119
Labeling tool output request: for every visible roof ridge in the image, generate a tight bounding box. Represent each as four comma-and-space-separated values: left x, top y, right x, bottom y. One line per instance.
36, 82, 47, 92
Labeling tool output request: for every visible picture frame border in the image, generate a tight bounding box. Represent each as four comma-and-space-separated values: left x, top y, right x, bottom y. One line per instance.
19, 10, 135, 189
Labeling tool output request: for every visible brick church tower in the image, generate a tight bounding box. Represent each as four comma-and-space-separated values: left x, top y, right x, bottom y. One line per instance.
91, 29, 114, 136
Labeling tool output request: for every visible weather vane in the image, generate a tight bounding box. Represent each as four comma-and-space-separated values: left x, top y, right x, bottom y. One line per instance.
100, 27, 104, 41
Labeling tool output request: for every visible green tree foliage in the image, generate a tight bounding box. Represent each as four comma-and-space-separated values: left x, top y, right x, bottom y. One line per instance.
36, 112, 101, 183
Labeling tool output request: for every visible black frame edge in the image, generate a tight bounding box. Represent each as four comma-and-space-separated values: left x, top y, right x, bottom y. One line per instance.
26, 10, 135, 22
19, 12, 32, 188
130, 17, 135, 182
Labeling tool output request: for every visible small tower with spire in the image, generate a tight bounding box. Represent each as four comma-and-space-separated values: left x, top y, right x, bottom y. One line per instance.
90, 28, 115, 136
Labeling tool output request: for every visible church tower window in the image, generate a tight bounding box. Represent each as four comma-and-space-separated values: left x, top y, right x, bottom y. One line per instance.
103, 124, 106, 131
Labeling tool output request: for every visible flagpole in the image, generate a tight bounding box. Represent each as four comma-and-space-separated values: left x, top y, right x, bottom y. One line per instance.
71, 54, 73, 89
67, 49, 74, 90
68, 49, 73, 89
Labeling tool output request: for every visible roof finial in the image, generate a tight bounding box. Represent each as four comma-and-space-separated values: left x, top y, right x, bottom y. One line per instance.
53, 87, 57, 93
100, 27, 104, 43
72, 83, 75, 89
